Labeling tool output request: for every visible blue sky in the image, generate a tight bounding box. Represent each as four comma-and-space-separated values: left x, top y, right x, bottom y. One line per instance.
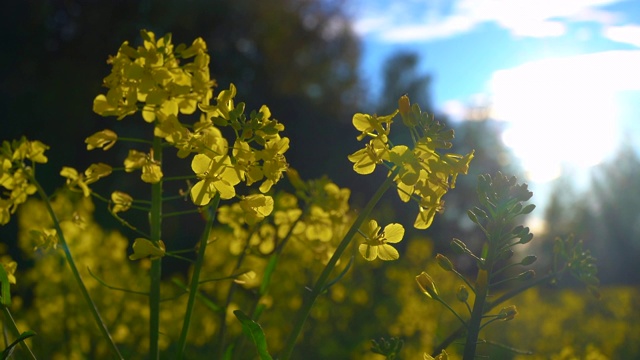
347, 0, 640, 188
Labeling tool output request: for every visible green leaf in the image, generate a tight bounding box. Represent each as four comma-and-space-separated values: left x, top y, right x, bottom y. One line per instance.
0, 265, 12, 306
1, 330, 36, 360
233, 310, 273, 360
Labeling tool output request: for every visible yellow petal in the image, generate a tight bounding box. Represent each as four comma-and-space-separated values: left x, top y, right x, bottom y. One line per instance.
377, 244, 399, 261
129, 238, 166, 260
190, 180, 213, 206
359, 244, 377, 261
383, 223, 404, 243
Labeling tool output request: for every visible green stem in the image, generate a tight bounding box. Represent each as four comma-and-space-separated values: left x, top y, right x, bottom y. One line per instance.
463, 268, 489, 360
1, 305, 36, 359
279, 167, 399, 360
432, 271, 557, 356
437, 299, 468, 329
176, 195, 220, 360
149, 136, 163, 360
231, 207, 310, 360
31, 177, 123, 359
118, 137, 153, 144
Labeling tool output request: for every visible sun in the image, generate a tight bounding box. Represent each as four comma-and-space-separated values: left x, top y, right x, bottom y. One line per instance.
489, 55, 620, 183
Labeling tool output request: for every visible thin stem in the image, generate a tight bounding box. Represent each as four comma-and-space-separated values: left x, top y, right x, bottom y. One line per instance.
437, 299, 468, 329
451, 269, 476, 294
118, 137, 153, 145
165, 253, 196, 263
463, 268, 489, 360
432, 271, 557, 356
230, 208, 309, 360
176, 195, 220, 360
148, 136, 163, 360
30, 176, 123, 359
279, 167, 400, 360
87, 268, 148, 296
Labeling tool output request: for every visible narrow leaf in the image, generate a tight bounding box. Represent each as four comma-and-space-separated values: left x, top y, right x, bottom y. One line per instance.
1, 330, 36, 359
234, 310, 273, 360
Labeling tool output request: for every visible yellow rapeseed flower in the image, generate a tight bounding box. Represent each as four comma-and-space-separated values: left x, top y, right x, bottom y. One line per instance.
190, 153, 241, 205
358, 219, 404, 261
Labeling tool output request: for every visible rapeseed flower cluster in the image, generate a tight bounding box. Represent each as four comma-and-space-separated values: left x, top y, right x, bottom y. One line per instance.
0, 138, 48, 225
349, 96, 474, 230
89, 29, 289, 222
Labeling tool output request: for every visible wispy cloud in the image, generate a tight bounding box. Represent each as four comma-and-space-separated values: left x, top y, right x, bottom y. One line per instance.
353, 0, 626, 42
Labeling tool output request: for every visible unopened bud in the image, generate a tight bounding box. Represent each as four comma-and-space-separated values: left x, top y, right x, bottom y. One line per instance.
519, 232, 534, 244
498, 249, 514, 261
398, 94, 411, 117
520, 255, 537, 266
517, 269, 535, 281
498, 305, 518, 321
416, 272, 439, 299
436, 254, 454, 272
456, 285, 469, 302
450, 238, 468, 255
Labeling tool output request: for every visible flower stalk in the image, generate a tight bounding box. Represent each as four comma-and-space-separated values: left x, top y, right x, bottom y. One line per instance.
30, 173, 123, 359
279, 167, 400, 359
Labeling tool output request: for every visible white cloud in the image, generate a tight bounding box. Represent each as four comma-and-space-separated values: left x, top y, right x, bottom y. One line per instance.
488, 50, 640, 181
353, 0, 625, 42
508, 20, 566, 37
441, 99, 466, 121
604, 25, 640, 47
380, 15, 475, 42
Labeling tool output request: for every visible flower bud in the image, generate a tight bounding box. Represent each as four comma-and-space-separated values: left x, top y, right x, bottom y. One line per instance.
498, 305, 518, 321
456, 285, 469, 303
498, 248, 514, 261
517, 269, 535, 281
520, 255, 537, 266
450, 238, 468, 255
416, 272, 439, 299
436, 254, 454, 272
398, 95, 411, 117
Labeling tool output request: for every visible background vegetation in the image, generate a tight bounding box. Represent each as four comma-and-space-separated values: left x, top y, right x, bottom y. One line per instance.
2, 0, 638, 358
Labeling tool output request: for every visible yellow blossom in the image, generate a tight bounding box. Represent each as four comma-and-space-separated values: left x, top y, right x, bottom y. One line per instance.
85, 129, 118, 151
416, 271, 439, 299
60, 167, 91, 197
129, 238, 166, 260
190, 153, 241, 205
111, 191, 133, 214
30, 228, 59, 250
352, 111, 396, 142
347, 138, 388, 175
1, 257, 17, 284
358, 219, 404, 261
239, 194, 274, 226
123, 149, 163, 184
84, 163, 112, 183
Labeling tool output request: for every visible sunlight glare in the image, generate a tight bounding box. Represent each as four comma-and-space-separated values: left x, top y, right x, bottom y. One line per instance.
490, 54, 622, 182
